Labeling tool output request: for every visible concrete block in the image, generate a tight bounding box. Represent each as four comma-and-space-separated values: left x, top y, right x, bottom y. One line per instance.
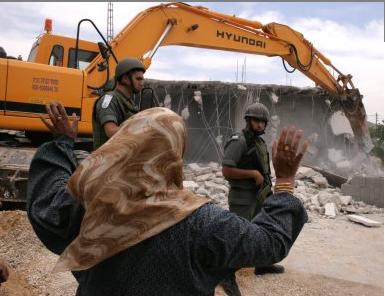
215, 171, 223, 177
296, 167, 318, 179
347, 214, 382, 227
213, 177, 226, 185
196, 187, 210, 197
207, 162, 220, 170
318, 192, 340, 206
324, 203, 338, 218
183, 181, 199, 191
311, 175, 329, 188
339, 195, 352, 206
184, 172, 195, 180
310, 195, 320, 207
187, 163, 201, 171
196, 173, 214, 182
205, 181, 228, 194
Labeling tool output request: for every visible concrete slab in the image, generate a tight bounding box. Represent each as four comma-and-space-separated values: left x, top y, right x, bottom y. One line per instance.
347, 214, 382, 227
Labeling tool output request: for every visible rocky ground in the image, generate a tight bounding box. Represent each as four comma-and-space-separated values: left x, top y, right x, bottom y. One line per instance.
0, 163, 383, 295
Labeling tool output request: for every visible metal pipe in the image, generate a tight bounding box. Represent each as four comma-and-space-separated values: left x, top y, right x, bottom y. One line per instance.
148, 21, 174, 59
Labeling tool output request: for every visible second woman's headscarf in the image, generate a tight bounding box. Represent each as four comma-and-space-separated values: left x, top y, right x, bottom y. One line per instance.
54, 107, 209, 272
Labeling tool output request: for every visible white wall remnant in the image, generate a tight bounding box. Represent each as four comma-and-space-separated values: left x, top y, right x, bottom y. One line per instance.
181, 106, 190, 120
164, 94, 172, 109
328, 111, 354, 136
270, 92, 279, 104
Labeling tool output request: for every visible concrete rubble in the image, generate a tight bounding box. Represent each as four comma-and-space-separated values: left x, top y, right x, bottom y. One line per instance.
347, 214, 382, 227
183, 163, 384, 218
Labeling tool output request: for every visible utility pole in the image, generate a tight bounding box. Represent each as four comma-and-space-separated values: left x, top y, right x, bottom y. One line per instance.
107, 2, 114, 43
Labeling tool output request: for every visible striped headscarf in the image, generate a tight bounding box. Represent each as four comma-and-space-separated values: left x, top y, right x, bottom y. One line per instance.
54, 107, 209, 272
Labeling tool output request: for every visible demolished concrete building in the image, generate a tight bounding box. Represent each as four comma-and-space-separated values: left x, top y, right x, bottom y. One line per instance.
142, 80, 382, 178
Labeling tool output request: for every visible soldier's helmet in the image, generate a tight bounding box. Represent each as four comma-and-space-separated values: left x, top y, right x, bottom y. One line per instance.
244, 102, 270, 122
115, 58, 145, 80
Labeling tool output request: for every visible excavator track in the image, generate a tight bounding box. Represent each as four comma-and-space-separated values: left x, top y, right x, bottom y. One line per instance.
0, 131, 91, 210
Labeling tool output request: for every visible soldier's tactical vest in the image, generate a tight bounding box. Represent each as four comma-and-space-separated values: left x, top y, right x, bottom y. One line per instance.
92, 89, 138, 150
225, 129, 272, 202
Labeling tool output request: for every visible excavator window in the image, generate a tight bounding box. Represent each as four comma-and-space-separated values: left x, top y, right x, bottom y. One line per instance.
68, 48, 98, 70
27, 41, 39, 62
48, 44, 64, 67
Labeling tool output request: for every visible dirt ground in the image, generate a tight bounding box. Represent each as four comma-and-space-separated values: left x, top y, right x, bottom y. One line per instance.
0, 210, 383, 296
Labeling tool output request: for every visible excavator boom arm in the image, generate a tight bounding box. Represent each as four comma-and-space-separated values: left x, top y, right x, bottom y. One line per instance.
85, 2, 372, 152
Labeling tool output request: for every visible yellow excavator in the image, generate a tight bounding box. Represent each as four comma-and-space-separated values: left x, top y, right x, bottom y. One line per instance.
0, 2, 373, 152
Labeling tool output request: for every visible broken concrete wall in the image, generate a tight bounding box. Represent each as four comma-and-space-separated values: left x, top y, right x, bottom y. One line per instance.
141, 80, 382, 178
342, 176, 384, 207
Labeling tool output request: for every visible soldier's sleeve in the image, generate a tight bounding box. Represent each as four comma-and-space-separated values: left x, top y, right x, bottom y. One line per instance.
222, 135, 246, 167
95, 94, 120, 126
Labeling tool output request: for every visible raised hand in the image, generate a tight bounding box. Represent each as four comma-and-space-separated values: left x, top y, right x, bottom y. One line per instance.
272, 127, 308, 183
40, 101, 79, 139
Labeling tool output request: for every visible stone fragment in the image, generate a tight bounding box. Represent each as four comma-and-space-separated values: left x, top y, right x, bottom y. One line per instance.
196, 187, 210, 196
318, 192, 340, 206
342, 206, 359, 213
207, 162, 220, 170
339, 195, 352, 206
187, 163, 201, 171
195, 167, 212, 176
324, 203, 338, 218
311, 175, 329, 188
347, 214, 382, 227
213, 177, 226, 185
196, 173, 214, 182
183, 181, 199, 191
187, 163, 212, 175
310, 195, 320, 207
205, 181, 228, 194
215, 171, 223, 177
296, 167, 318, 179
183, 173, 194, 181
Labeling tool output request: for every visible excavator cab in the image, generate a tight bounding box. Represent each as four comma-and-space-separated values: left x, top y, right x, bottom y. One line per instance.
25, 19, 99, 69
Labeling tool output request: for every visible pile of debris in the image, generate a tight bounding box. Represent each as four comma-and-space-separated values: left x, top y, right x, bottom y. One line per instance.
183, 163, 383, 219
293, 167, 383, 218
183, 162, 229, 209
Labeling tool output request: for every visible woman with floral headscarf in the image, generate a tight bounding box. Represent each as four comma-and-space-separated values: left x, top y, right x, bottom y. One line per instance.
27, 101, 308, 296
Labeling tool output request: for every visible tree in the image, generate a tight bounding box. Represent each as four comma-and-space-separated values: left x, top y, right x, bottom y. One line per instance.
369, 120, 384, 165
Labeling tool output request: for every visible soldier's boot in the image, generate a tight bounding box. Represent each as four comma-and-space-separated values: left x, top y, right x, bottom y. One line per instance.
254, 264, 285, 275
220, 274, 242, 296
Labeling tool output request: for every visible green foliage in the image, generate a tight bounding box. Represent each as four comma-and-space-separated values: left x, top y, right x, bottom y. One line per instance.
369, 121, 384, 164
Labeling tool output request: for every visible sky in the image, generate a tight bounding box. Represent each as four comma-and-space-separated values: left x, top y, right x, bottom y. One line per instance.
0, 2, 384, 121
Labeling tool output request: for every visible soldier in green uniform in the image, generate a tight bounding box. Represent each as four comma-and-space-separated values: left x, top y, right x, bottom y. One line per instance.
220, 102, 284, 296
92, 58, 145, 150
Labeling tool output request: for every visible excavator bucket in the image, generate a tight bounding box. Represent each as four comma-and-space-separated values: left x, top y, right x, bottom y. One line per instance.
341, 89, 374, 153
